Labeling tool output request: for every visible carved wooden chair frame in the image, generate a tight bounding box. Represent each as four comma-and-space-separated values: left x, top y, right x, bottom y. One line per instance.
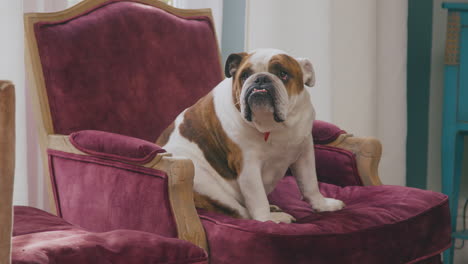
0, 81, 15, 264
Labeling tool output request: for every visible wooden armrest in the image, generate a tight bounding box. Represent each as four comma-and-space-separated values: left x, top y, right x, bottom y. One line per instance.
151, 155, 208, 251
47, 134, 208, 251
0, 81, 15, 264
326, 134, 383, 186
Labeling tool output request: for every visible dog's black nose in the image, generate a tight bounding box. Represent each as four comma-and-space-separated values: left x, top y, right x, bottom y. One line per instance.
254, 75, 271, 85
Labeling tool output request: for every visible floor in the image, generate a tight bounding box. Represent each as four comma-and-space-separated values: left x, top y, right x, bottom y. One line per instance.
454, 243, 468, 263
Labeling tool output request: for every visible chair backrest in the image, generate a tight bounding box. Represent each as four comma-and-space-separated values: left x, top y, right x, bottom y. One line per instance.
0, 81, 15, 264
25, 0, 223, 143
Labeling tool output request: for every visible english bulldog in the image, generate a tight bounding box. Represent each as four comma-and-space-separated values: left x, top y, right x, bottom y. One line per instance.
157, 49, 344, 223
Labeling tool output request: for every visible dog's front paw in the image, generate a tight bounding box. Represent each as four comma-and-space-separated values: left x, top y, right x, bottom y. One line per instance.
261, 212, 296, 224
311, 197, 345, 212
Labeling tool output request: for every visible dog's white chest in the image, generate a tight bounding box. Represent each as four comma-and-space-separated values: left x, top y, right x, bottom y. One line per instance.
256, 132, 308, 194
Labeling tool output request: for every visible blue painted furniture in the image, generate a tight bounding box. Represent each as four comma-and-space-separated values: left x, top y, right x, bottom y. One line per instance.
442, 3, 468, 264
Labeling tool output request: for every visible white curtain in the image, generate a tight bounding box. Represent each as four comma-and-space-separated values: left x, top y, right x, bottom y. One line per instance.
3, 0, 74, 212
1, 1, 28, 207
247, 0, 407, 186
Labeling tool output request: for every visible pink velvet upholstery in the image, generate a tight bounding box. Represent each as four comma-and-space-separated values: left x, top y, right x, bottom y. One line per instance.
312, 120, 346, 144
48, 149, 177, 237
199, 176, 451, 264
34, 0, 222, 141
311, 121, 363, 186
12, 206, 208, 264
70, 130, 165, 164
314, 145, 363, 186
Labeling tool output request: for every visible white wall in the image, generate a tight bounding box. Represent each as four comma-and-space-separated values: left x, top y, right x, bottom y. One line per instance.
331, 0, 377, 137
247, 0, 407, 186
331, 0, 407, 186
331, 0, 407, 135
246, 0, 332, 122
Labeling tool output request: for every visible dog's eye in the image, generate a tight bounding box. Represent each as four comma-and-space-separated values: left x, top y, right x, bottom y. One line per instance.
279, 71, 289, 81
241, 72, 250, 81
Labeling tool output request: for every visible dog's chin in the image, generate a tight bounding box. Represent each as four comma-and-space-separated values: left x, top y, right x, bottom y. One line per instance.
243, 89, 285, 123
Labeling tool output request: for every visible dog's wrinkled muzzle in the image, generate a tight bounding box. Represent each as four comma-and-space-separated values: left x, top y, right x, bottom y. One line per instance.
243, 75, 284, 123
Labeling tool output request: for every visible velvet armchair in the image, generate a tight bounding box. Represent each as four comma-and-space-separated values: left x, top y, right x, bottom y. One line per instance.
24, 0, 451, 263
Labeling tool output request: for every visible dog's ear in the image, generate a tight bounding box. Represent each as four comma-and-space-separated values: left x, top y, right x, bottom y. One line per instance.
225, 52, 248, 78
296, 58, 315, 87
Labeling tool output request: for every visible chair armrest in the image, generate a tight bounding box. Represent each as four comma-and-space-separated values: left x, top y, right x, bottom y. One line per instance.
68, 130, 166, 164
0, 81, 15, 264
312, 120, 382, 186
326, 134, 383, 186
47, 133, 207, 251
151, 154, 208, 251
312, 120, 346, 144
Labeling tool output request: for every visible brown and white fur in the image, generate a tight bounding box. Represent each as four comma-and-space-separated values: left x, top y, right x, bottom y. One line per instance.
157, 49, 344, 223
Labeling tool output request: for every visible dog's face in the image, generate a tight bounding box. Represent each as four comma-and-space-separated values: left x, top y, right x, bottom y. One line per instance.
225, 49, 315, 129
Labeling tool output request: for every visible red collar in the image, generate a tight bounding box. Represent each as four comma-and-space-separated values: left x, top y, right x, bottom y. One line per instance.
264, 132, 270, 142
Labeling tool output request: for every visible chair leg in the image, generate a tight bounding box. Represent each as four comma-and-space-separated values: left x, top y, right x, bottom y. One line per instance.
442, 132, 465, 264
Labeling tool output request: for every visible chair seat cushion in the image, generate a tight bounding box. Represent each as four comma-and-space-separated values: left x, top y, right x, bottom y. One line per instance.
12, 206, 208, 264
199, 176, 450, 264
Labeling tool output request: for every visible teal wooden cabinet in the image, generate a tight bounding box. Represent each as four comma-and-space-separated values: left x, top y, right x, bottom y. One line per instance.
442, 3, 468, 264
